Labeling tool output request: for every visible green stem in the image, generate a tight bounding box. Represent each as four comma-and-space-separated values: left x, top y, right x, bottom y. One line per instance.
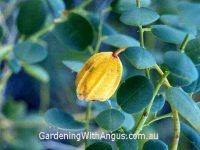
136, 0, 140, 8
85, 101, 92, 148
139, 26, 144, 48
39, 83, 50, 114
134, 71, 170, 134
30, 23, 55, 41
171, 106, 180, 150
144, 113, 173, 126
179, 34, 189, 52
73, 0, 93, 10
0, 70, 12, 108
94, 7, 111, 53
138, 25, 150, 78
145, 68, 150, 79
153, 65, 180, 150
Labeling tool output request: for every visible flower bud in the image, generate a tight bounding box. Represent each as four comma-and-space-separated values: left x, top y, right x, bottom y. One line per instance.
75, 52, 123, 101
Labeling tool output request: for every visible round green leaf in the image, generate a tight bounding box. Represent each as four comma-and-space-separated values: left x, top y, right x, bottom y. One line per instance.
164, 51, 198, 86
111, 0, 151, 13
14, 41, 47, 64
117, 138, 138, 150
178, 2, 200, 27
8, 58, 21, 74
185, 38, 200, 65
117, 76, 154, 114
53, 13, 94, 51
151, 95, 165, 113
44, 108, 84, 131
102, 34, 139, 48
160, 15, 179, 26
181, 122, 200, 149
120, 7, 159, 26
63, 60, 84, 72
151, 25, 194, 44
46, 0, 65, 18
143, 140, 168, 150
86, 142, 112, 150
121, 111, 135, 131
96, 109, 125, 131
2, 100, 26, 120
166, 87, 200, 131
152, 0, 178, 14
17, 0, 47, 35
183, 66, 200, 93
23, 64, 49, 83
124, 47, 156, 69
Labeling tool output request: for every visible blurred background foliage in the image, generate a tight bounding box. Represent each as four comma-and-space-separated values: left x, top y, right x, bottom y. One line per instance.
0, 0, 200, 149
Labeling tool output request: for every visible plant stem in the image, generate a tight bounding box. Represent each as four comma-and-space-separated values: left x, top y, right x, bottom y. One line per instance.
153, 65, 180, 150
85, 101, 92, 148
134, 72, 170, 134
0, 69, 12, 107
154, 65, 171, 88
144, 113, 173, 126
145, 68, 150, 79
138, 25, 150, 78
139, 26, 144, 48
113, 47, 128, 57
30, 23, 55, 41
136, 0, 141, 8
179, 34, 189, 52
171, 106, 180, 150
94, 7, 111, 53
73, 0, 93, 10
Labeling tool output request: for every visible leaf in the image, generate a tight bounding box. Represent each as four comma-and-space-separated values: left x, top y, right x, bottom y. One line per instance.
152, 0, 178, 14
183, 66, 200, 93
17, 0, 47, 35
8, 58, 21, 74
46, 0, 65, 18
111, 0, 151, 13
2, 100, 26, 120
44, 108, 84, 131
86, 142, 112, 150
117, 76, 154, 114
151, 25, 194, 44
23, 64, 49, 83
124, 47, 156, 69
160, 15, 179, 26
14, 41, 47, 64
117, 138, 138, 150
120, 7, 159, 26
151, 95, 165, 113
121, 111, 135, 131
166, 87, 200, 131
181, 122, 200, 150
178, 2, 200, 27
53, 13, 94, 51
185, 38, 200, 65
164, 51, 198, 86
143, 140, 168, 150
102, 34, 139, 48
96, 109, 125, 131
63, 60, 84, 72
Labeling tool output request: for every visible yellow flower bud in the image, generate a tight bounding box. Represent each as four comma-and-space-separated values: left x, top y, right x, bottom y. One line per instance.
75, 52, 123, 101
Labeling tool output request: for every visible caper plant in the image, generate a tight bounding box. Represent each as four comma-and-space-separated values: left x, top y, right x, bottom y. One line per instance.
0, 0, 200, 150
